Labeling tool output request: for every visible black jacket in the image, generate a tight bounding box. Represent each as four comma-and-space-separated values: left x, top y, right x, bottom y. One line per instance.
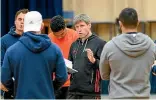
68, 33, 106, 95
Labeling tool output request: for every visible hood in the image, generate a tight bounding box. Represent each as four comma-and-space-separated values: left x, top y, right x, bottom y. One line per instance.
8, 26, 21, 36
19, 32, 51, 53
112, 32, 152, 57
77, 33, 97, 44
76, 33, 97, 52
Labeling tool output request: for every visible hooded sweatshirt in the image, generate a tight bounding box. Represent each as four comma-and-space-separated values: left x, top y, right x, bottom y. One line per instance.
100, 32, 156, 99
1, 26, 21, 65
1, 26, 20, 98
1, 32, 68, 99
68, 33, 106, 95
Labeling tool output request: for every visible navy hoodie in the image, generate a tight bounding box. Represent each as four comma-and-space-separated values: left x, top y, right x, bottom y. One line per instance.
1, 26, 21, 65
1, 32, 68, 99
1, 26, 20, 98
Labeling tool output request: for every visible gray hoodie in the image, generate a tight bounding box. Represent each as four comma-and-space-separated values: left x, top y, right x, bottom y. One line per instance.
100, 32, 156, 99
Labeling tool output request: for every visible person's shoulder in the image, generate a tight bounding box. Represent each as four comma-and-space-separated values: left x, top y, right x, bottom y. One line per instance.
103, 40, 114, 51
1, 34, 14, 47
49, 42, 61, 52
66, 29, 79, 42
105, 40, 113, 46
94, 34, 106, 44
1, 34, 12, 41
72, 38, 79, 43
6, 41, 21, 54
49, 42, 56, 48
48, 32, 54, 39
140, 33, 156, 44
69, 39, 79, 48
138, 32, 153, 40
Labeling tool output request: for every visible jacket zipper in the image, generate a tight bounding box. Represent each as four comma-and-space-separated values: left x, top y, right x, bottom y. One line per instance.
91, 70, 94, 84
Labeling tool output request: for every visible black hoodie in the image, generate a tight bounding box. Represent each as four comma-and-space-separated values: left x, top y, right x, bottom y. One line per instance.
68, 33, 106, 95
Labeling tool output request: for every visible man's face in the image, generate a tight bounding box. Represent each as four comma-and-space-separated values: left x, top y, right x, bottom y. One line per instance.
14, 13, 26, 32
74, 21, 91, 39
53, 29, 66, 39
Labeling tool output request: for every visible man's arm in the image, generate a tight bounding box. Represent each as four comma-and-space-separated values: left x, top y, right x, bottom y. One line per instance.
1, 39, 6, 66
53, 47, 68, 90
0, 82, 8, 92
1, 50, 13, 91
99, 43, 111, 80
94, 40, 106, 68
86, 40, 106, 68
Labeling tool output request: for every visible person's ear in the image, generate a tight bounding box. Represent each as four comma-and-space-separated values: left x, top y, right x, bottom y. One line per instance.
40, 22, 44, 31
119, 21, 122, 28
14, 20, 17, 26
88, 23, 91, 29
118, 21, 123, 33
137, 21, 140, 27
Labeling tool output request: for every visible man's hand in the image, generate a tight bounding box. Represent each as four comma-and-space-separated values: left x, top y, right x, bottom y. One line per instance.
85, 48, 96, 64
0, 82, 8, 92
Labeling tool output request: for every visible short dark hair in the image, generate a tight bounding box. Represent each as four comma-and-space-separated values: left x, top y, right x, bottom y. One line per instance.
119, 8, 138, 28
15, 9, 29, 20
50, 15, 65, 32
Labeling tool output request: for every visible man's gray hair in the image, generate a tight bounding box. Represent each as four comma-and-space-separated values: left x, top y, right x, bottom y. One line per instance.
73, 14, 91, 25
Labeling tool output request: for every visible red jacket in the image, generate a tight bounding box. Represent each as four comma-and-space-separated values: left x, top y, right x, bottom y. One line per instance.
48, 28, 79, 87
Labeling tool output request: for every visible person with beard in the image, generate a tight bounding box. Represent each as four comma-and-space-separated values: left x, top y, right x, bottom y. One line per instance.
99, 8, 156, 99
1, 9, 29, 99
48, 15, 79, 99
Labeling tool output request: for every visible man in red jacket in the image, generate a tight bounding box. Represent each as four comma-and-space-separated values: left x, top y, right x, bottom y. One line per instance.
48, 15, 79, 99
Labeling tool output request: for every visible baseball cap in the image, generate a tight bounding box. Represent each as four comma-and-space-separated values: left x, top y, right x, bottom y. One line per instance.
24, 11, 43, 32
